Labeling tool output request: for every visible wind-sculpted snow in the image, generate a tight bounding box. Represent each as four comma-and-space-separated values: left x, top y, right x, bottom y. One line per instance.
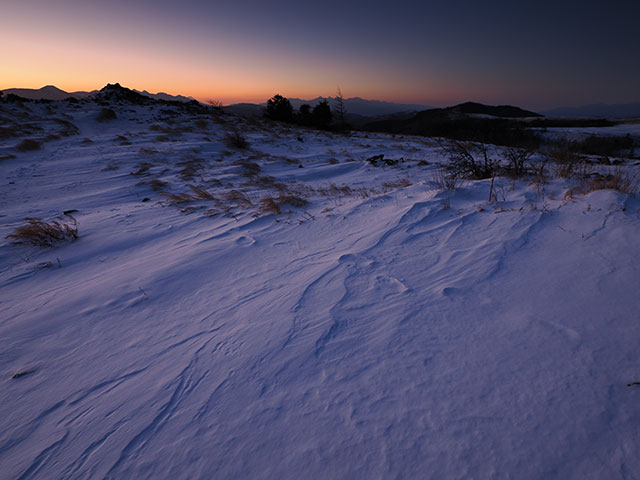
1, 100, 640, 479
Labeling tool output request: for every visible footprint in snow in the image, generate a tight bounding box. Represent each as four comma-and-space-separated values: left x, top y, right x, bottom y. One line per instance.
235, 235, 255, 246
374, 274, 409, 296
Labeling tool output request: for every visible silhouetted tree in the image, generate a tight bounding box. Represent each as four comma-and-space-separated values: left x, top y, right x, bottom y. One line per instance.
311, 100, 332, 128
297, 104, 312, 125
334, 87, 346, 128
265, 94, 293, 122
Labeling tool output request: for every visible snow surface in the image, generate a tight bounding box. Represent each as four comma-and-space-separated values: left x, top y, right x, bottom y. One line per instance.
1, 100, 640, 479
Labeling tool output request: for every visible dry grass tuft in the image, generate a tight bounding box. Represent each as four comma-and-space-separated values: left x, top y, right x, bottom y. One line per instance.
431, 168, 461, 190
177, 158, 204, 180
16, 139, 41, 152
237, 161, 261, 175
7, 216, 78, 247
162, 192, 197, 204
260, 197, 282, 214
567, 168, 638, 196
137, 178, 168, 191
131, 162, 154, 175
382, 179, 412, 190
188, 185, 214, 200
259, 195, 309, 215
224, 189, 252, 207
276, 195, 309, 208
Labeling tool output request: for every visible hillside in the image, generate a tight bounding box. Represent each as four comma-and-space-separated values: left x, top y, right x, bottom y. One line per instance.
1, 90, 640, 479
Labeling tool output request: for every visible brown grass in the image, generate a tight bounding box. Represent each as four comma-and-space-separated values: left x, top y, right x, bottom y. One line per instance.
259, 195, 309, 215
382, 179, 412, 190
6, 216, 78, 247
177, 158, 204, 180
566, 168, 639, 197
188, 185, 214, 200
223, 189, 252, 207
237, 161, 261, 175
162, 192, 197, 204
137, 179, 168, 191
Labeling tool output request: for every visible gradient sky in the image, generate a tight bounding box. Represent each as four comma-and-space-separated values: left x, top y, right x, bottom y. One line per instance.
2, 0, 639, 109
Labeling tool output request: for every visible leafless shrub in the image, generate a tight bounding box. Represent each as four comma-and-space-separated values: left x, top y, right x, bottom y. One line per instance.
225, 130, 249, 149
503, 147, 534, 177
445, 141, 497, 179
0, 154, 17, 161
529, 161, 548, 199
7, 216, 78, 247
16, 139, 41, 152
97, 108, 117, 122
327, 157, 339, 165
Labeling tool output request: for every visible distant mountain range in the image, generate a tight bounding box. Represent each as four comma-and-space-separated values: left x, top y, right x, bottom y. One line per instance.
4, 84, 639, 119
542, 102, 640, 118
0, 85, 195, 103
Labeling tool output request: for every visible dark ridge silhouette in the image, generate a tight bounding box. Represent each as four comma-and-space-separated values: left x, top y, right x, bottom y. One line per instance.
95, 83, 155, 105
449, 102, 541, 118
361, 102, 543, 147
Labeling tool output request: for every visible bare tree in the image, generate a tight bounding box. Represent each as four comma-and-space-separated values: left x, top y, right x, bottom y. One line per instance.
334, 87, 346, 129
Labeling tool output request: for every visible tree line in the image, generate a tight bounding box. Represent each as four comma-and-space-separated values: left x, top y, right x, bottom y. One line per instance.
264, 89, 349, 131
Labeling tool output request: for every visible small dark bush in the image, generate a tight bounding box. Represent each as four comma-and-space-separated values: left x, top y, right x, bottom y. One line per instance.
16, 139, 41, 152
97, 108, 117, 122
225, 130, 249, 149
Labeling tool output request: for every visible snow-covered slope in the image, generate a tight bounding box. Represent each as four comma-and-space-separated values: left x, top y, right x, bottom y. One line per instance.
1, 98, 639, 479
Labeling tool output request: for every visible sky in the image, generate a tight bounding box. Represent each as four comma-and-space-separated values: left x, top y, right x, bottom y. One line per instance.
2, 0, 639, 110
